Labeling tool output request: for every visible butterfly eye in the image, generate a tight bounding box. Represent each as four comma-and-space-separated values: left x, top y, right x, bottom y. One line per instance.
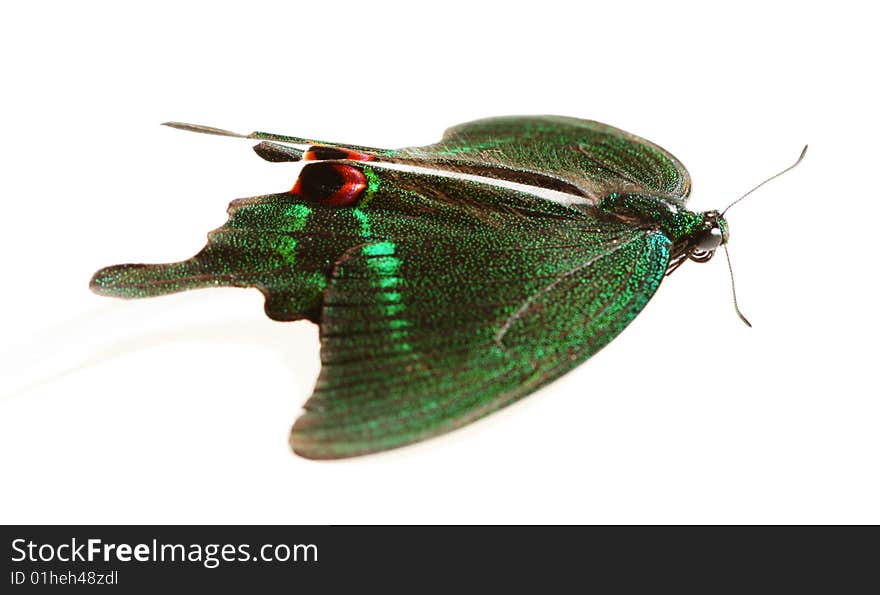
695, 227, 724, 251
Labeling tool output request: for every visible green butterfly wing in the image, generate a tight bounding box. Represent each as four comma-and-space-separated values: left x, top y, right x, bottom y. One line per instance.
92, 164, 670, 459
289, 168, 671, 458
389, 115, 692, 202
93, 116, 690, 458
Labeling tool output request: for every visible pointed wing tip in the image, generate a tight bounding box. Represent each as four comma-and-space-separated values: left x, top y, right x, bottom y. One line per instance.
161, 121, 250, 138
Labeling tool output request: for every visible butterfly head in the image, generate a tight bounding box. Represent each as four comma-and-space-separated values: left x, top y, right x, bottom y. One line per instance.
688, 210, 728, 263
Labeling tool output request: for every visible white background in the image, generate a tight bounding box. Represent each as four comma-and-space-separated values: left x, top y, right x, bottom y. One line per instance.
1, 1, 877, 524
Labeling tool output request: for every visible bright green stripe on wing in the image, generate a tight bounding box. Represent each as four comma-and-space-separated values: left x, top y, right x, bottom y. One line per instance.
363, 241, 395, 256
361, 240, 412, 353
352, 208, 372, 238
361, 166, 381, 207
284, 203, 313, 230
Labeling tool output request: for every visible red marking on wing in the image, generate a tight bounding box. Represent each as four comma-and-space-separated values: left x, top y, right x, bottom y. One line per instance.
344, 150, 375, 162
303, 146, 376, 162
325, 164, 368, 206
289, 163, 367, 207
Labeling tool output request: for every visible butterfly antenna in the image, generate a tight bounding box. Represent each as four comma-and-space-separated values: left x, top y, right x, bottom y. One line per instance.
723, 245, 751, 327
722, 145, 808, 216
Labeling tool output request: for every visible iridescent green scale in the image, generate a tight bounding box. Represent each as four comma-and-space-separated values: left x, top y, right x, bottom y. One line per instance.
91, 116, 729, 459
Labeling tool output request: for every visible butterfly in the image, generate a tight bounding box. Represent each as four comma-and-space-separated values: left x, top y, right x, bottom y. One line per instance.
90, 116, 797, 459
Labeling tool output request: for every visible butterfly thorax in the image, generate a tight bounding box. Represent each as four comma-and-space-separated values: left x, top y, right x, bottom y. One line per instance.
598, 192, 729, 271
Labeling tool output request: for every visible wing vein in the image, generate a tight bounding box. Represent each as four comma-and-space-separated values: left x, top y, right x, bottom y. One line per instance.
493, 238, 632, 347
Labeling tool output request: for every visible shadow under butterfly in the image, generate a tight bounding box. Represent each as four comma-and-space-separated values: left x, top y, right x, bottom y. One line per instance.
90, 116, 805, 459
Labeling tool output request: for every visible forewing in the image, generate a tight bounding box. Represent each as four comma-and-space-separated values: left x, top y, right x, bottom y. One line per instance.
391, 115, 691, 202
164, 116, 690, 201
